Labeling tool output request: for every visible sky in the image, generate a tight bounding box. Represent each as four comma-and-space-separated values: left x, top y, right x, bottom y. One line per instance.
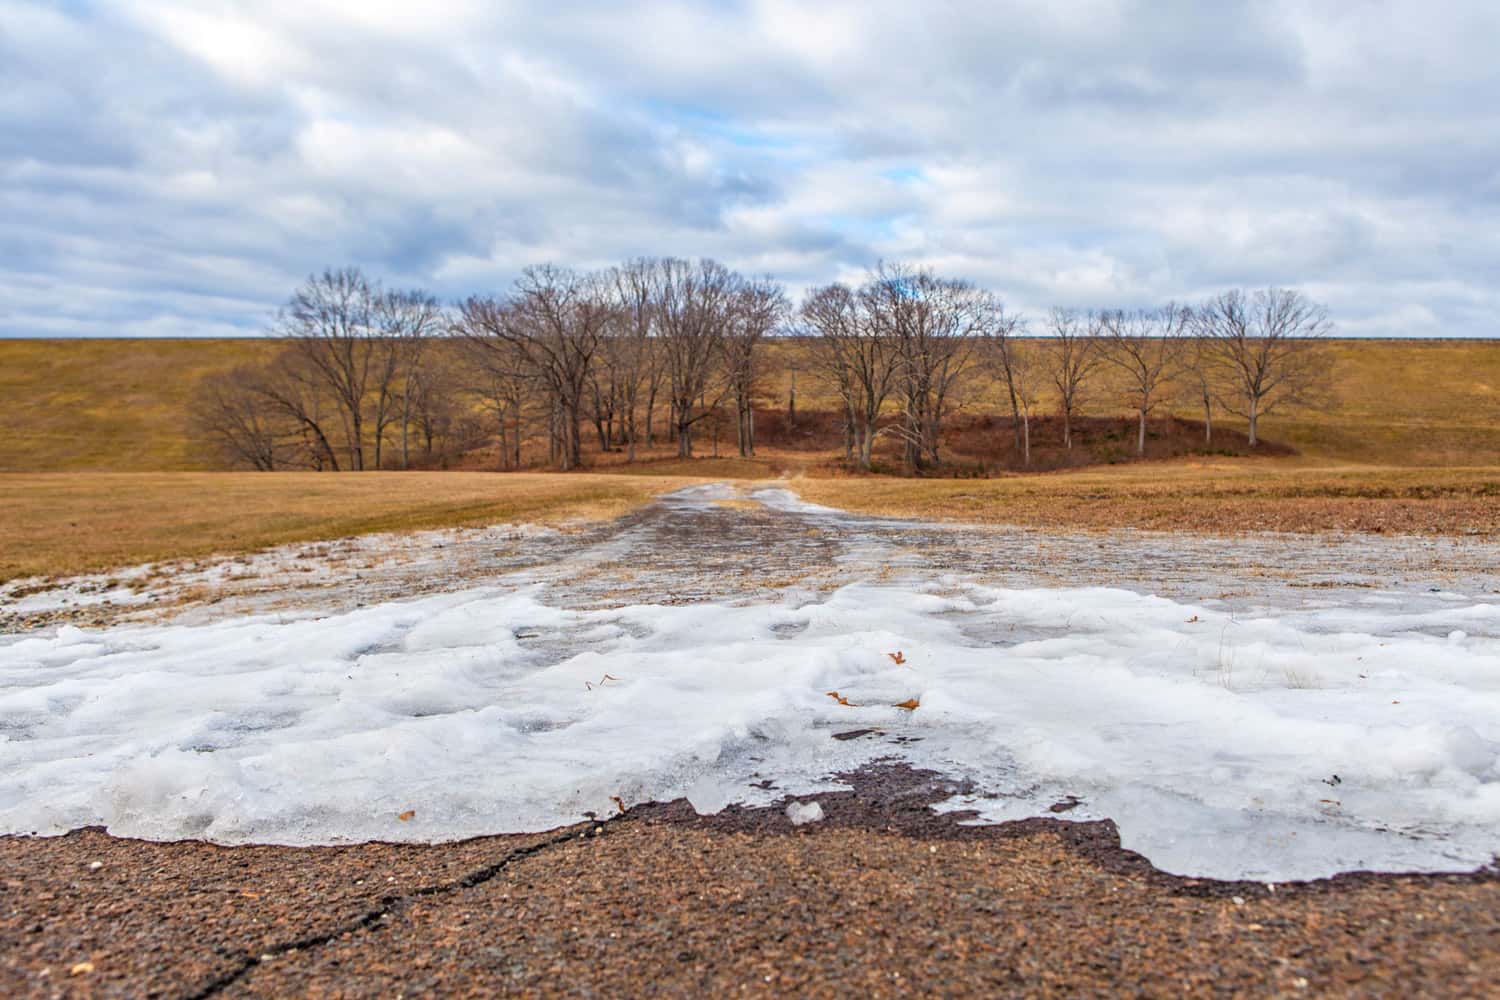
3, 0, 1499, 338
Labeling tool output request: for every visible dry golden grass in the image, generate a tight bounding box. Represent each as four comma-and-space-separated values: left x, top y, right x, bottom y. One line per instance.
596, 453, 783, 478
1264, 340, 1500, 466
0, 472, 693, 582
5, 339, 1499, 582
5, 338, 1500, 471
0, 338, 283, 471
6, 461, 1496, 585
788, 460, 1500, 535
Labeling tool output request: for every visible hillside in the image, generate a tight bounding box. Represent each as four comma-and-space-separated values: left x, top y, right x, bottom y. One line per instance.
0, 338, 282, 471
1, 338, 1498, 471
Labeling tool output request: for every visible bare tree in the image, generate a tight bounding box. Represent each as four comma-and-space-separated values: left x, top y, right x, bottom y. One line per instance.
277, 268, 379, 470
457, 336, 529, 469
977, 298, 1029, 456
606, 260, 661, 463
245, 351, 346, 470
370, 289, 443, 470
803, 283, 889, 471
586, 341, 623, 454
1042, 308, 1103, 450
723, 277, 787, 457
1195, 287, 1332, 447
456, 265, 612, 470
188, 368, 285, 470
652, 258, 738, 458
868, 264, 991, 472
1101, 305, 1191, 456
1185, 333, 1221, 446
1004, 340, 1046, 466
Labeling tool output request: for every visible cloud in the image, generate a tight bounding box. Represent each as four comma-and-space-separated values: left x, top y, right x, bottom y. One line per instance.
1, 0, 1497, 336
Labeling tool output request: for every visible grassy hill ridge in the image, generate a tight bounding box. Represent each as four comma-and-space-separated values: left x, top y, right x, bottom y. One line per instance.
2, 337, 1498, 471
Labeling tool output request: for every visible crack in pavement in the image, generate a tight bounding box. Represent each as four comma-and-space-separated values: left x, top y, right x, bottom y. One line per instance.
177, 820, 619, 1000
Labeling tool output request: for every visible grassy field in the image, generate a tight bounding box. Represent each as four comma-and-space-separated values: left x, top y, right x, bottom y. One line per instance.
3, 463, 1497, 583
0, 472, 695, 583
3, 338, 1499, 470
791, 461, 1500, 536
3, 338, 1498, 581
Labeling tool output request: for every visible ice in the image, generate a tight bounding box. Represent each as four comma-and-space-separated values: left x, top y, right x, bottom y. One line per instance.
3, 575, 1500, 881
750, 488, 846, 516
685, 774, 735, 815
786, 800, 825, 826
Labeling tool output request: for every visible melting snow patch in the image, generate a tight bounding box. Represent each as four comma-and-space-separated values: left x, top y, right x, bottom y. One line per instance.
749, 488, 847, 516
2, 582, 1499, 881
786, 800, 825, 826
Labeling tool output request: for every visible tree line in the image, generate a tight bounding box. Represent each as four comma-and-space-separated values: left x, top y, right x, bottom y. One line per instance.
192, 260, 1331, 474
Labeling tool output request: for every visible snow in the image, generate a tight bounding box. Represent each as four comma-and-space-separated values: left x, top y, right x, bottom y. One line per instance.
0, 522, 561, 623
3, 575, 1500, 881
786, 801, 825, 826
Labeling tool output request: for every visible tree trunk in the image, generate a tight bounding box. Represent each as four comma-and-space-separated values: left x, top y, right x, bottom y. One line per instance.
736, 396, 748, 457
350, 413, 364, 471
401, 410, 410, 470
1137, 408, 1147, 457
1023, 412, 1031, 466
1063, 406, 1072, 450
308, 422, 340, 472
1247, 398, 1259, 447
1005, 379, 1022, 452
1202, 392, 1213, 444
844, 402, 855, 462
569, 407, 583, 469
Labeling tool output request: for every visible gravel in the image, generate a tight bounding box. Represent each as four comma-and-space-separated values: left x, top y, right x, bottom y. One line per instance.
4, 765, 1496, 998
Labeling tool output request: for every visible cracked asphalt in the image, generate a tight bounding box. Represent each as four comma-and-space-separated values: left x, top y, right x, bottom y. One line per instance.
4, 766, 1500, 998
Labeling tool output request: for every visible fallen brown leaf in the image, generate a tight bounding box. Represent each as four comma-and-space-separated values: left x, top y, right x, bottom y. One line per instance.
398, 810, 415, 822
610, 795, 626, 814
826, 690, 854, 707
892, 698, 921, 710
887, 651, 907, 665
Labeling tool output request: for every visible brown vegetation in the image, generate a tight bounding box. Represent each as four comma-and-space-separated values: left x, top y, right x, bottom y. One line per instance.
0, 473, 692, 583
791, 463, 1500, 536
3, 270, 1495, 482
161, 263, 1338, 478
5, 461, 1497, 586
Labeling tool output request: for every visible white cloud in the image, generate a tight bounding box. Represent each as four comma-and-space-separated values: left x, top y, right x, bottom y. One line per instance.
1, 0, 1497, 336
